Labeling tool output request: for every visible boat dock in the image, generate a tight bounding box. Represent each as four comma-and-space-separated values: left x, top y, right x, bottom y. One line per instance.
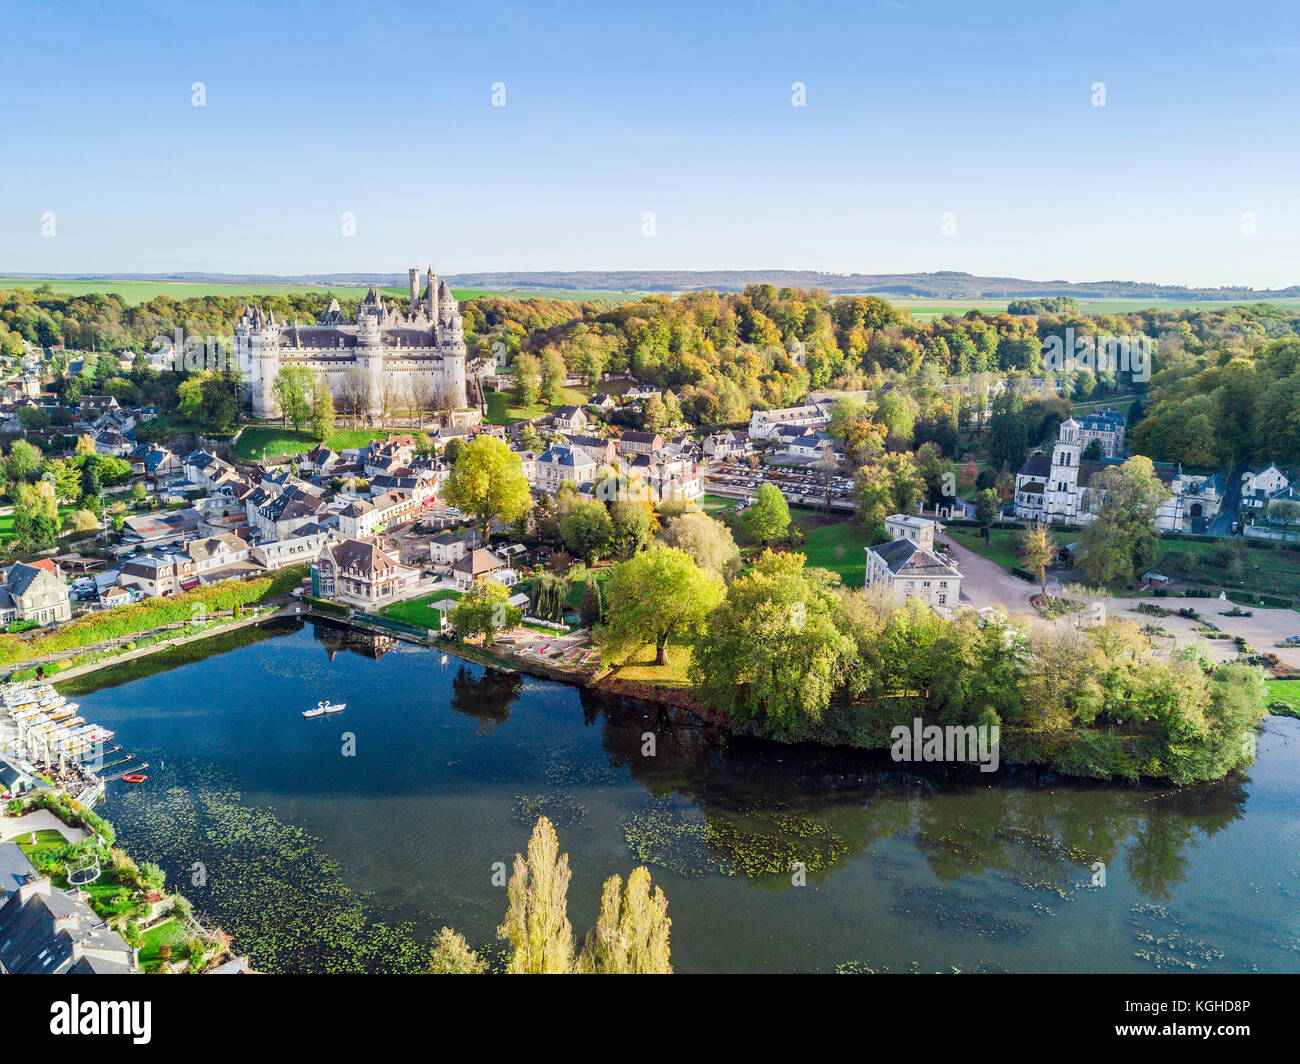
0, 681, 144, 801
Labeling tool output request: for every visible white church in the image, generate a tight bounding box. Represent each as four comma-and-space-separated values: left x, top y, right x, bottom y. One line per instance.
1014, 416, 1223, 533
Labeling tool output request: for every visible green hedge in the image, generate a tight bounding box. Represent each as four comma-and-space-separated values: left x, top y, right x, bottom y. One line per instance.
0, 565, 307, 666
303, 595, 349, 617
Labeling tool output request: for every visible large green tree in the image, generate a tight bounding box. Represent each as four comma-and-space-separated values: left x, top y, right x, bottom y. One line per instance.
444, 436, 532, 538
603, 545, 723, 665
743, 482, 791, 545
1078, 456, 1170, 586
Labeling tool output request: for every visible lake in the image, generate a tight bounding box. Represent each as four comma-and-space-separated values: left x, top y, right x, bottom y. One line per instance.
61, 618, 1300, 973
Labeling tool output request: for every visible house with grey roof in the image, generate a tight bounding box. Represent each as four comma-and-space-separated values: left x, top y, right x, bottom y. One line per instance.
0, 561, 71, 626
865, 515, 962, 610
0, 845, 139, 974
533, 444, 597, 494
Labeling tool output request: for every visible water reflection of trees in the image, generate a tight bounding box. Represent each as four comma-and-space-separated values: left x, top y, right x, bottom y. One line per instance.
583, 691, 1248, 901
448, 664, 523, 732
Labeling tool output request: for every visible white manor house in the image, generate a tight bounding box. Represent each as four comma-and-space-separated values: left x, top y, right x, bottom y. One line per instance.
236, 267, 471, 421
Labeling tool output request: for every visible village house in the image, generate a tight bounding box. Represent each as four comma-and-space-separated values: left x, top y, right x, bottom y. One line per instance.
620, 452, 703, 502
429, 528, 482, 566
119, 550, 198, 597
533, 445, 597, 494
451, 547, 518, 591
703, 430, 751, 460
617, 430, 663, 456
337, 489, 424, 539
313, 538, 420, 607
140, 444, 183, 483
553, 405, 588, 431
864, 515, 963, 609
588, 393, 617, 415
561, 433, 618, 466
184, 532, 252, 577
1245, 463, 1292, 506
249, 522, 334, 572
0, 843, 139, 974
0, 560, 72, 626
747, 401, 834, 441
91, 429, 134, 458
248, 485, 327, 543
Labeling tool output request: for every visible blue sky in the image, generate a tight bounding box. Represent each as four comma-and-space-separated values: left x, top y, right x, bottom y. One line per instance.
3, 0, 1299, 286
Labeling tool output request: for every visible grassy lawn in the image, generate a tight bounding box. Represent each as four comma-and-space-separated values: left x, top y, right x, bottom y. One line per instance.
139, 918, 190, 964
608, 640, 693, 688
1154, 539, 1300, 602
233, 426, 391, 462
1264, 679, 1300, 718
12, 828, 69, 857
482, 388, 591, 426
945, 526, 1068, 573
377, 589, 462, 630
796, 518, 873, 586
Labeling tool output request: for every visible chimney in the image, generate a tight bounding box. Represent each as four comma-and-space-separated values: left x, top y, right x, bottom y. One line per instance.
408, 268, 419, 312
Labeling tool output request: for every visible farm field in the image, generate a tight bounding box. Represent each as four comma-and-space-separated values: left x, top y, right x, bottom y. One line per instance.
881, 295, 1300, 321
0, 278, 639, 305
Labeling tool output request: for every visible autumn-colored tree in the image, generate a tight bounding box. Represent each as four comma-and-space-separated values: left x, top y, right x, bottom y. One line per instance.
1016, 520, 1054, 594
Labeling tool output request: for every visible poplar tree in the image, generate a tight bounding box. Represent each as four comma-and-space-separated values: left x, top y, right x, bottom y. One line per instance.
577, 867, 672, 974
498, 817, 575, 974
311, 378, 335, 443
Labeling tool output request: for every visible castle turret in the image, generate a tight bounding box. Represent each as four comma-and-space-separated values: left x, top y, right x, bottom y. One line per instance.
426, 265, 436, 318
236, 305, 282, 419
408, 268, 419, 314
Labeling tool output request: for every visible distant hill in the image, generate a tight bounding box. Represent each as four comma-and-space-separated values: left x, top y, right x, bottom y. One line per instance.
3, 269, 1298, 301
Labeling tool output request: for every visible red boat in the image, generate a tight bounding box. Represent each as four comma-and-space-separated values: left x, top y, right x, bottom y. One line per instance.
121, 774, 147, 783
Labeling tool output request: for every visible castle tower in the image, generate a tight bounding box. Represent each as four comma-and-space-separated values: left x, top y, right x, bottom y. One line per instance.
356, 290, 385, 422
237, 306, 282, 419
408, 268, 419, 314
426, 266, 436, 318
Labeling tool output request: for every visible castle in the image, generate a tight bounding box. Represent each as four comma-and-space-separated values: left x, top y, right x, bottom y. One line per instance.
235, 267, 469, 421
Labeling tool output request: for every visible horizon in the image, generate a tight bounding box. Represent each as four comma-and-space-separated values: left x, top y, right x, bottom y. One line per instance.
4, 1, 1300, 287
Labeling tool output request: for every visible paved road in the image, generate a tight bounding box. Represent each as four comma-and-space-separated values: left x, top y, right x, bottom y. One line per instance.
940, 535, 1044, 615
0, 810, 88, 844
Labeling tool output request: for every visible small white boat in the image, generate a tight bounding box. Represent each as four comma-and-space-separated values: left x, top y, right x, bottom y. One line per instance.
302, 706, 326, 719
321, 701, 346, 714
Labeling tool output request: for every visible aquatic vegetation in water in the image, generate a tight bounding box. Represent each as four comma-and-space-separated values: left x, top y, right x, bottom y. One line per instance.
621, 799, 851, 880
104, 757, 439, 974
622, 801, 730, 878
514, 794, 587, 827
1127, 903, 1226, 970
543, 742, 622, 787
